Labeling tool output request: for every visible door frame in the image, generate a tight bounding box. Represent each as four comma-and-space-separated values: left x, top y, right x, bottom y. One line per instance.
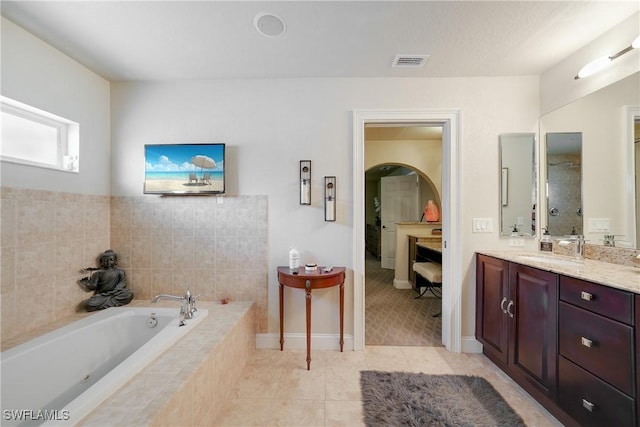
353, 109, 462, 352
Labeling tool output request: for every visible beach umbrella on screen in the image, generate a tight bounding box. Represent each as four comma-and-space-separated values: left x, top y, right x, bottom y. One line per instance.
191, 155, 216, 179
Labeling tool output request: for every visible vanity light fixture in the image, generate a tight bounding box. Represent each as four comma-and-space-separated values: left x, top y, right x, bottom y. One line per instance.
575, 34, 640, 80
300, 160, 311, 205
324, 176, 336, 222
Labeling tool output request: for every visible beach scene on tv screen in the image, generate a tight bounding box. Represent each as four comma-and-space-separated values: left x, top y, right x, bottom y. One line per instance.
144, 144, 224, 193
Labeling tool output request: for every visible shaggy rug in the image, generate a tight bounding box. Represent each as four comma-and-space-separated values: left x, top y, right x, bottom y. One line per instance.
360, 371, 526, 427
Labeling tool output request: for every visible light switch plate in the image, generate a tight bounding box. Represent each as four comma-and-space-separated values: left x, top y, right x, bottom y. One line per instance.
472, 218, 493, 233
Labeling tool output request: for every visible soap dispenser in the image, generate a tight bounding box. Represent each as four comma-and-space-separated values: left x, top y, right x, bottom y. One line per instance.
540, 228, 553, 252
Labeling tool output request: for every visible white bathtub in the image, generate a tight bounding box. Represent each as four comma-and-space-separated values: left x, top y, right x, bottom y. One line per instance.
1, 306, 208, 427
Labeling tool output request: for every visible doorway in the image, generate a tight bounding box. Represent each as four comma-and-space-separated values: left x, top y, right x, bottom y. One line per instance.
365, 163, 443, 346
353, 109, 462, 352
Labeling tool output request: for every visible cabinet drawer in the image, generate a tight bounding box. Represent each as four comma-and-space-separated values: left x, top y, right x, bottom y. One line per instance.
559, 301, 634, 395
559, 356, 635, 427
560, 276, 633, 324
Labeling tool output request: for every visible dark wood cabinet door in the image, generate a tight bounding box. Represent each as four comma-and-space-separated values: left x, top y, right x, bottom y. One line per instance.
509, 263, 558, 400
475, 254, 509, 367
636, 295, 640, 425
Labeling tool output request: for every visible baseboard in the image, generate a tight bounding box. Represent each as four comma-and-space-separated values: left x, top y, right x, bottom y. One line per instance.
257, 333, 479, 353
461, 336, 483, 353
393, 279, 412, 289
256, 333, 355, 351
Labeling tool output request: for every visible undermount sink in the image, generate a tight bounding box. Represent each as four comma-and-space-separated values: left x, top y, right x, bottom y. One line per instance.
516, 255, 583, 267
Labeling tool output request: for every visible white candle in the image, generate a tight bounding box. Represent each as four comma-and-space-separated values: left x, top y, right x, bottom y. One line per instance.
325, 198, 336, 221
301, 180, 310, 204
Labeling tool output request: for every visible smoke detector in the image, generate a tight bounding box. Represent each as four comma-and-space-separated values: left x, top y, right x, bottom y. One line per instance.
392, 54, 430, 68
254, 12, 286, 38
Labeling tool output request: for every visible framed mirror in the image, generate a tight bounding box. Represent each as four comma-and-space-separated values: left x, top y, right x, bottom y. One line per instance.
546, 132, 582, 236
539, 71, 639, 247
499, 133, 536, 237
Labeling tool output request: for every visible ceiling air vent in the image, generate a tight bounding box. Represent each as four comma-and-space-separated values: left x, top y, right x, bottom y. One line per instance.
392, 54, 430, 68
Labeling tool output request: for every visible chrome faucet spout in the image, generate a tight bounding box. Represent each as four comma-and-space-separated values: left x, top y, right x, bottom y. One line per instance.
151, 294, 183, 303
572, 235, 585, 260
151, 288, 199, 326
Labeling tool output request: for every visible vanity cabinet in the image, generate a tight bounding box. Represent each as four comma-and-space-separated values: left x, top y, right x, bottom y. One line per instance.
475, 255, 558, 403
476, 253, 638, 427
558, 276, 636, 427
475, 255, 509, 365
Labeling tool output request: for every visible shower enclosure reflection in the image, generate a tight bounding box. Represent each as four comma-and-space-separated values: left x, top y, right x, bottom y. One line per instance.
546, 132, 582, 236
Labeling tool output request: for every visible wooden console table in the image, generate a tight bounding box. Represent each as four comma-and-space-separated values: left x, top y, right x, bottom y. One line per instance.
277, 266, 346, 370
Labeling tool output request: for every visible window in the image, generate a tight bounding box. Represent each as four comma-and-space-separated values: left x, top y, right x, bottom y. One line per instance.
1, 96, 79, 172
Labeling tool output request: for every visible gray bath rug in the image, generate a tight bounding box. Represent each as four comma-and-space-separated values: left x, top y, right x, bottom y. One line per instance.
360, 371, 526, 427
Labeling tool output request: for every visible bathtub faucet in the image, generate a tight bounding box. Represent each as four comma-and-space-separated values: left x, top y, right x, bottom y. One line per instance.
151, 287, 200, 326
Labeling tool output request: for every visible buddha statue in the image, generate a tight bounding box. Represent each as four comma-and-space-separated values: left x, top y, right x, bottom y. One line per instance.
81, 249, 133, 311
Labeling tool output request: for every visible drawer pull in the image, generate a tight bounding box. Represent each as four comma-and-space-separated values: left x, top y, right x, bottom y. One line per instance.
506, 301, 514, 318
580, 291, 593, 301
582, 399, 595, 412
500, 297, 507, 314
581, 337, 593, 348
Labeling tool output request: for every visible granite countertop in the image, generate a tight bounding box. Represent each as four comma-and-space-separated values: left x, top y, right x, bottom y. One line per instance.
478, 250, 640, 294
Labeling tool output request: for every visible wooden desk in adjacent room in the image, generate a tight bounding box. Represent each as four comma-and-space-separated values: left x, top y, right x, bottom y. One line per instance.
277, 266, 346, 370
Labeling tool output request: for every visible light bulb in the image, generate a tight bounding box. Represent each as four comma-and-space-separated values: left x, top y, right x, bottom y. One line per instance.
575, 55, 611, 79
632, 35, 640, 49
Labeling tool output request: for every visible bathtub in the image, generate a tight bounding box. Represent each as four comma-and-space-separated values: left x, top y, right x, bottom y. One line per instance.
1, 306, 208, 427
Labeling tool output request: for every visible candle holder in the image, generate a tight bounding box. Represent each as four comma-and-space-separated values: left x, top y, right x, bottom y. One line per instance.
300, 160, 311, 205
324, 176, 336, 221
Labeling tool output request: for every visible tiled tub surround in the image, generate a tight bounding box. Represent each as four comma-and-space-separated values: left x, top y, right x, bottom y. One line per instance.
110, 195, 268, 333
2, 300, 256, 427
0, 186, 269, 342
477, 250, 639, 293
1, 187, 110, 342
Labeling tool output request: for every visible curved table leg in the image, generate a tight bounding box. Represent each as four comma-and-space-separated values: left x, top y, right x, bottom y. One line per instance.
339, 282, 344, 352
279, 283, 284, 351
305, 280, 312, 370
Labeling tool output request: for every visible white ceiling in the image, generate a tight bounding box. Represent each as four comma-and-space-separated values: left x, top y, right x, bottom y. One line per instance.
1, 1, 639, 82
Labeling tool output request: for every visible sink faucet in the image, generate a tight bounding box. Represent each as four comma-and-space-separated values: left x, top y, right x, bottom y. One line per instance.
151, 287, 199, 326
571, 235, 585, 260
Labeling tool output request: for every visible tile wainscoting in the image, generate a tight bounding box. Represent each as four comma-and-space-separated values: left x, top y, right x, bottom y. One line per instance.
1, 187, 268, 343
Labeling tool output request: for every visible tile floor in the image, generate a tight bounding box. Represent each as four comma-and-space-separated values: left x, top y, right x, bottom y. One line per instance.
214, 346, 563, 426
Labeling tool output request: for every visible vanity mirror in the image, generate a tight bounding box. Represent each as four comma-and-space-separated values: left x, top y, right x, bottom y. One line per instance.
545, 132, 582, 236
499, 133, 535, 237
539, 71, 639, 248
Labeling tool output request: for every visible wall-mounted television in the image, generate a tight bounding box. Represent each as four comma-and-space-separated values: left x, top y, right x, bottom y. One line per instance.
143, 143, 225, 195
